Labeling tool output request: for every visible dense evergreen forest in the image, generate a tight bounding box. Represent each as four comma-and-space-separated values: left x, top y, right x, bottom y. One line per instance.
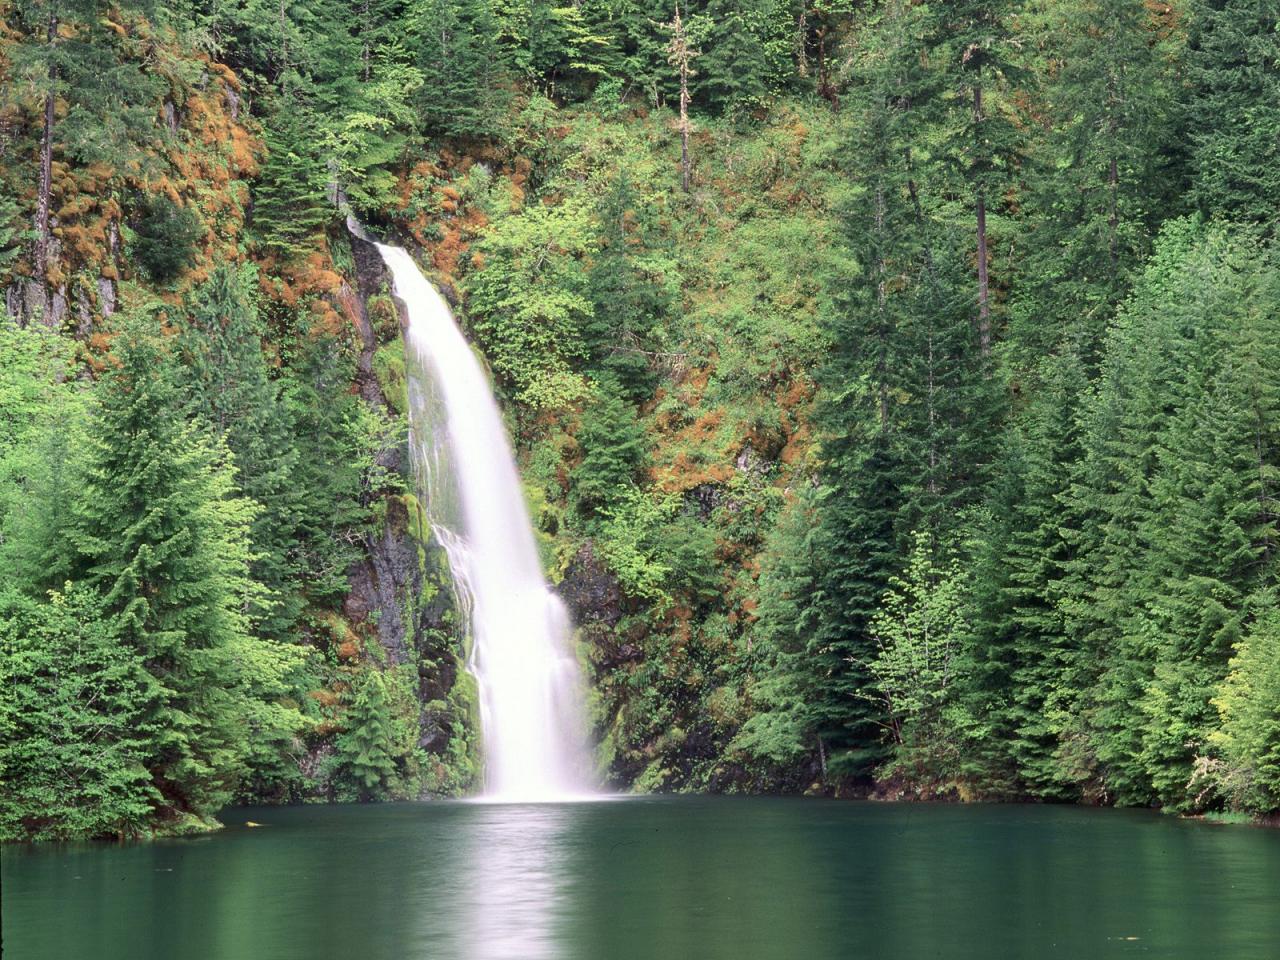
2, 0, 1279, 841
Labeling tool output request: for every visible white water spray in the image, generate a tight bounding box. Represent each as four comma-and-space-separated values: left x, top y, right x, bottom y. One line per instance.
376, 242, 594, 802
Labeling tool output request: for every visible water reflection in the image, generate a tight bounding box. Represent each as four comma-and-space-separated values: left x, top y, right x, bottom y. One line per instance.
456, 802, 575, 960
6, 798, 1280, 960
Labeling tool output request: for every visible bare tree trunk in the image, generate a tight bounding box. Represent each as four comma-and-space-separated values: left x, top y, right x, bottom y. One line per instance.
35, 11, 58, 281
667, 5, 697, 194
874, 184, 889, 430
973, 85, 991, 358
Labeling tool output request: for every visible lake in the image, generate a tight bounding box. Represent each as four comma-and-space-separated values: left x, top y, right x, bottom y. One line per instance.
4, 797, 1280, 959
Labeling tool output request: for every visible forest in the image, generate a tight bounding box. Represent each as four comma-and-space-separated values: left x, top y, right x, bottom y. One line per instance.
2, 0, 1280, 842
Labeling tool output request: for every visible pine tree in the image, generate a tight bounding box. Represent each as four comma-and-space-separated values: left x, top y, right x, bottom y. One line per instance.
251, 114, 332, 260
571, 378, 649, 520
796, 0, 997, 782
409, 0, 511, 138
0, 585, 161, 841
696, 0, 773, 116
5, 0, 163, 288
1212, 594, 1280, 814
0, 323, 82, 594
926, 0, 1023, 356
1187, 0, 1280, 228
176, 265, 302, 639
585, 173, 676, 398
1061, 221, 1280, 807
72, 325, 261, 820
281, 325, 371, 607
335, 669, 398, 800
1011, 0, 1185, 365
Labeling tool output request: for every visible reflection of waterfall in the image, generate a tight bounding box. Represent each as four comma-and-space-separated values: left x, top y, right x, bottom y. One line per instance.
459, 804, 574, 960
376, 243, 594, 802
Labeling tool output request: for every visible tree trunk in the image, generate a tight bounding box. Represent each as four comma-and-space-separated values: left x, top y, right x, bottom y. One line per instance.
874, 184, 889, 430
668, 6, 694, 194
1108, 154, 1119, 272
35, 12, 58, 281
974, 85, 991, 358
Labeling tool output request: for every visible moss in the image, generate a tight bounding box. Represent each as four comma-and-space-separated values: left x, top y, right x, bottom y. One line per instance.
372, 340, 408, 415
155, 811, 223, 837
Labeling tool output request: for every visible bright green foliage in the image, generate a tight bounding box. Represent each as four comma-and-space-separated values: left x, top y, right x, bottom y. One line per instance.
6, 0, 1280, 835
0, 325, 84, 594
868, 530, 974, 786
1061, 221, 1280, 809
71, 326, 262, 820
0, 585, 160, 841
251, 117, 333, 259
467, 197, 595, 408
176, 265, 303, 638
1212, 594, 1280, 814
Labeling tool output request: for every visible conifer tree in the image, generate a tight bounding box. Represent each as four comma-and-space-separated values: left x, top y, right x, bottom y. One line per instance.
571, 378, 649, 520
176, 265, 302, 639
926, 0, 1022, 356
5, 0, 162, 287
409, 0, 511, 138
1212, 594, 1280, 813
585, 173, 675, 397
72, 325, 260, 819
968, 347, 1089, 797
1187, 0, 1280, 228
335, 669, 398, 800
696, 0, 773, 116
1011, 0, 1184, 364
0, 585, 160, 840
1061, 221, 1280, 807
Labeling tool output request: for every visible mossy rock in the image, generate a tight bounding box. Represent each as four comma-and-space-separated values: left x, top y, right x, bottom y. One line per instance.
372, 340, 408, 415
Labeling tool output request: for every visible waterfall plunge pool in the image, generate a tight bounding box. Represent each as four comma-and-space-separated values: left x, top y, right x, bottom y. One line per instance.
6, 796, 1280, 959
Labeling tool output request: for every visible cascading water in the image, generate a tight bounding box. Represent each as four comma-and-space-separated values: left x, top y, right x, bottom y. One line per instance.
375, 241, 594, 803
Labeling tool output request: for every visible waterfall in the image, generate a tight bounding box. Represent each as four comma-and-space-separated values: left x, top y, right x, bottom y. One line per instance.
375, 242, 594, 803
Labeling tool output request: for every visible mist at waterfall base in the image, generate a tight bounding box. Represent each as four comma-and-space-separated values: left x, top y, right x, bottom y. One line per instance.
376, 242, 593, 803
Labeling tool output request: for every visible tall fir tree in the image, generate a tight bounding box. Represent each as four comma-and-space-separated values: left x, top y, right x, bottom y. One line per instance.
1187, 0, 1280, 228
72, 325, 261, 820
176, 264, 303, 640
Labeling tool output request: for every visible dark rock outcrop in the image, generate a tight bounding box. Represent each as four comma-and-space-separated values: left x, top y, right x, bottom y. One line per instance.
560, 540, 639, 668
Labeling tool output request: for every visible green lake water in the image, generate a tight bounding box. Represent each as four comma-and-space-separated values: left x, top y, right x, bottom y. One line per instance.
4, 797, 1280, 959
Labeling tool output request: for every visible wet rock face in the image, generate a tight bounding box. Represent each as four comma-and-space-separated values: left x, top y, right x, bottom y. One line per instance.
346, 497, 418, 666
560, 540, 624, 629
348, 233, 396, 408
345, 493, 458, 672
559, 540, 641, 668
344, 230, 458, 669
